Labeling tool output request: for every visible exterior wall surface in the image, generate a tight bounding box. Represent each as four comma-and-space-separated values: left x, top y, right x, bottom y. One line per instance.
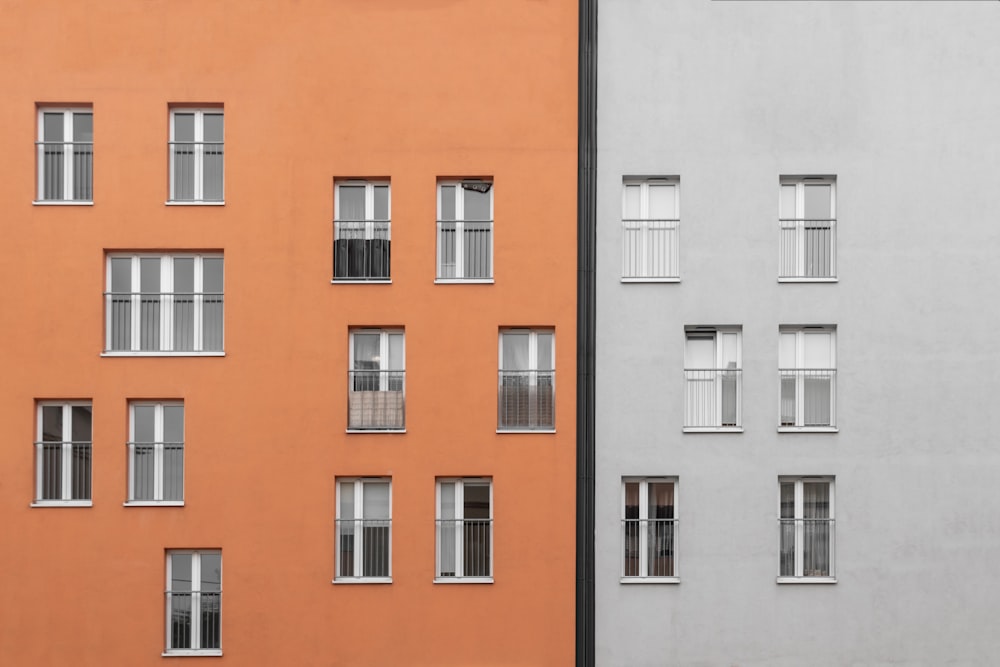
0, 1, 578, 666
595, 2, 1000, 666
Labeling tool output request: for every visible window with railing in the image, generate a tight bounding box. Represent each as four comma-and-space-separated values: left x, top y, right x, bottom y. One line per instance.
779, 478, 835, 581
779, 326, 836, 429
334, 181, 391, 281
498, 329, 554, 430
34, 402, 92, 505
684, 327, 741, 430
166, 551, 222, 654
437, 180, 493, 281
169, 109, 223, 202
436, 479, 492, 581
105, 254, 224, 354
36, 108, 93, 203
622, 177, 679, 280
336, 479, 391, 581
622, 478, 677, 580
128, 402, 184, 504
348, 330, 404, 430
779, 176, 836, 279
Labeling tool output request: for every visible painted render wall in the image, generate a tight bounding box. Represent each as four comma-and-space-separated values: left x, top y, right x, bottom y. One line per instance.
595, 2, 1000, 665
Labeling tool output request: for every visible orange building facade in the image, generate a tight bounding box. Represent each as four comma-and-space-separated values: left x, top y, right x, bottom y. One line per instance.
0, 2, 578, 665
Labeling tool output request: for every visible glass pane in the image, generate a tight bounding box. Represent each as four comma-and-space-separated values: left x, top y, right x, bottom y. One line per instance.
73, 113, 93, 142
338, 186, 365, 220
43, 113, 63, 141
463, 484, 490, 520
804, 184, 831, 219
202, 258, 224, 292
173, 113, 195, 142
42, 406, 63, 441
780, 483, 795, 519
200, 553, 222, 592
140, 258, 160, 293
133, 405, 156, 442
463, 186, 490, 221
502, 333, 529, 370
363, 483, 390, 520
340, 482, 355, 519
803, 332, 831, 368
71, 405, 92, 441
536, 333, 553, 370
439, 483, 455, 520
440, 186, 456, 221
203, 114, 223, 142
202, 257, 225, 352
353, 334, 380, 370
173, 259, 195, 352
624, 184, 640, 218
778, 332, 796, 368
170, 553, 193, 592
647, 184, 675, 219
780, 184, 797, 218
173, 258, 194, 294
685, 334, 714, 368
110, 258, 131, 292
373, 185, 389, 220
648, 482, 674, 519
163, 444, 184, 501
131, 442, 155, 500
163, 405, 184, 442
803, 483, 829, 519
387, 333, 403, 371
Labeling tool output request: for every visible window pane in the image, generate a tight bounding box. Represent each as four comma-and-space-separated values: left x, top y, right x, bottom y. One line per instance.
440, 186, 456, 221
647, 184, 675, 219
353, 334, 379, 370
387, 334, 404, 371
780, 184, 797, 219
73, 113, 93, 142
43, 113, 64, 142
624, 184, 641, 218
134, 405, 156, 442
163, 405, 184, 443
803, 332, 832, 368
200, 553, 222, 592
502, 333, 529, 370
173, 258, 194, 294
439, 483, 455, 520
778, 332, 796, 368
685, 334, 714, 368
173, 259, 195, 352
804, 184, 831, 219
339, 186, 365, 220
648, 483, 674, 519
170, 554, 192, 592
202, 258, 224, 292
779, 483, 795, 519
463, 484, 490, 520
624, 483, 640, 519
536, 333, 553, 370
373, 185, 389, 220
363, 483, 390, 520
71, 405, 92, 441
173, 113, 195, 142
463, 186, 490, 221
41, 406, 63, 441
140, 258, 160, 293
340, 482, 356, 519
202, 114, 223, 142
111, 257, 132, 292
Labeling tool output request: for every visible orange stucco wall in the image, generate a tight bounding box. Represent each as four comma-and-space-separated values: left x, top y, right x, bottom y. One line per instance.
0, 1, 578, 665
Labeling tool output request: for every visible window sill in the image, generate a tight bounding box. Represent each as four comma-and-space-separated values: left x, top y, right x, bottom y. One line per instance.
778, 426, 838, 433
778, 277, 838, 283
332, 577, 392, 584
620, 576, 679, 584
162, 650, 223, 657
683, 427, 743, 433
434, 577, 493, 584
496, 428, 556, 434
124, 501, 184, 507
621, 277, 680, 283
346, 428, 406, 434
434, 278, 495, 285
776, 576, 836, 585
101, 351, 225, 357
31, 500, 92, 508
330, 279, 392, 284
33, 200, 93, 206
165, 201, 225, 206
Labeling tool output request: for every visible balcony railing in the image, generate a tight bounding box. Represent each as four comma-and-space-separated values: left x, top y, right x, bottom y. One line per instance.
436, 518, 492, 578
622, 518, 676, 577
779, 219, 836, 279
437, 220, 493, 279
498, 370, 555, 430
127, 442, 184, 502
105, 291, 224, 353
622, 218, 680, 279
779, 369, 836, 427
348, 370, 405, 430
168, 141, 224, 202
780, 518, 834, 577
336, 518, 391, 578
684, 368, 742, 428
34, 441, 91, 501
36, 141, 93, 201
167, 591, 222, 650
333, 220, 391, 280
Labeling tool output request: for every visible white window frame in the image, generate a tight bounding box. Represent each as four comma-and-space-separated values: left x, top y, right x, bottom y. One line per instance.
778, 477, 836, 584
334, 478, 392, 583
33, 401, 92, 507
435, 478, 494, 583
127, 402, 184, 506
168, 108, 224, 204
165, 550, 222, 656
35, 107, 94, 204
778, 176, 837, 281
347, 329, 405, 431
497, 328, 556, 432
683, 327, 742, 432
436, 180, 494, 282
104, 253, 224, 356
620, 477, 678, 583
621, 177, 680, 282
333, 180, 392, 282
778, 326, 837, 431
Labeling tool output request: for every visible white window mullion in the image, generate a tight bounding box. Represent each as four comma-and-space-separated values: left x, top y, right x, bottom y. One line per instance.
454, 483, 465, 578
353, 484, 364, 577
454, 190, 465, 278
794, 482, 805, 577
60, 405, 73, 499
61, 113, 74, 200
193, 111, 205, 201
193, 256, 204, 352
130, 257, 141, 351
161, 257, 174, 352
190, 555, 202, 650
638, 482, 649, 577
153, 405, 165, 501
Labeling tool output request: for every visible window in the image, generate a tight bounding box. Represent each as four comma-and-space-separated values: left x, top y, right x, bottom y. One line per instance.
128, 402, 184, 504
436, 479, 492, 581
621, 478, 677, 581
622, 177, 679, 280
348, 329, 404, 430
779, 477, 835, 581
335, 479, 391, 581
169, 109, 224, 202
334, 181, 391, 281
105, 254, 224, 354
34, 402, 92, 505
779, 176, 836, 279
779, 326, 836, 429
437, 180, 493, 281
36, 108, 93, 202
684, 327, 742, 430
498, 329, 554, 430
165, 551, 222, 654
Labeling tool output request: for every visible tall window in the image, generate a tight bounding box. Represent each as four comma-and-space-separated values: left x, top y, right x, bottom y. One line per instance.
779, 478, 835, 581
436, 479, 493, 581
169, 109, 224, 202
684, 327, 742, 430
166, 551, 222, 654
336, 479, 391, 581
348, 329, 405, 430
334, 181, 391, 281
779, 176, 836, 279
779, 326, 836, 429
105, 254, 224, 354
622, 177, 679, 280
622, 478, 677, 580
437, 180, 493, 281
128, 402, 184, 504
36, 108, 93, 202
498, 329, 555, 430
34, 402, 92, 505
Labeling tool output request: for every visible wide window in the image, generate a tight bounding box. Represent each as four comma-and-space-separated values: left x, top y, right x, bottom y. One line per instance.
437, 180, 493, 281
169, 109, 224, 202
348, 329, 404, 430
498, 329, 554, 430
335, 479, 391, 581
779, 478, 835, 582
36, 108, 93, 202
436, 479, 493, 581
34, 402, 92, 505
334, 181, 391, 281
684, 327, 742, 430
128, 402, 184, 504
166, 551, 222, 654
779, 176, 836, 280
622, 478, 677, 581
779, 326, 836, 429
105, 254, 224, 354
622, 177, 679, 280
